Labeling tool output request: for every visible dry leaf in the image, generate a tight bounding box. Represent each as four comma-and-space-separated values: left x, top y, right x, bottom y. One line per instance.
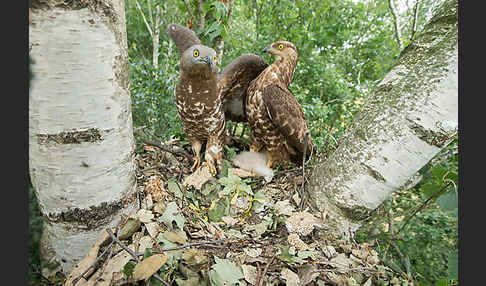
221, 216, 238, 226
241, 264, 258, 285
83, 236, 154, 286
274, 200, 294, 216
228, 168, 255, 178
243, 247, 262, 258
136, 209, 154, 223
163, 231, 188, 244
285, 211, 320, 236
118, 218, 141, 240
145, 222, 160, 238
64, 231, 110, 285
281, 268, 300, 286
292, 192, 301, 207
145, 178, 167, 202
298, 264, 319, 286
182, 248, 209, 266
133, 254, 168, 281
183, 163, 214, 190
287, 233, 309, 250
141, 193, 154, 210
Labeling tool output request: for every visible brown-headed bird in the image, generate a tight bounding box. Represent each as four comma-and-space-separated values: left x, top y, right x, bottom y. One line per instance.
246, 40, 314, 168
167, 23, 267, 175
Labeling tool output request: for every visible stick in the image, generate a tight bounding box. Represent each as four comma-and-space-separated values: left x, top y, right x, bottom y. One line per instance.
259, 255, 276, 286
395, 181, 452, 236
105, 228, 170, 286
299, 132, 309, 210
134, 129, 192, 160
72, 240, 115, 285
137, 238, 231, 256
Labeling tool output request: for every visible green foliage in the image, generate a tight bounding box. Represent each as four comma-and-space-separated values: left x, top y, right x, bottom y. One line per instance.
28, 185, 43, 284
373, 140, 458, 285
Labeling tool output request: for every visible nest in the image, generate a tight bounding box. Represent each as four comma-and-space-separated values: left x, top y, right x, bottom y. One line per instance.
62, 137, 405, 286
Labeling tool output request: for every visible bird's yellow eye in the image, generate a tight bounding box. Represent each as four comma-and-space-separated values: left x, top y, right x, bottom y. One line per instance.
193, 49, 199, 57
278, 44, 284, 50
213, 56, 217, 62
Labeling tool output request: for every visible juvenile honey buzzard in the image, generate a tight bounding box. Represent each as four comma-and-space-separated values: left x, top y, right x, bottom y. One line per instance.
246, 40, 314, 167
167, 23, 267, 174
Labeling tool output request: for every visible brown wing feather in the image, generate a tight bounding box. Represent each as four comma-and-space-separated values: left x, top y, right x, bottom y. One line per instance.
261, 84, 313, 156
218, 54, 268, 122
167, 23, 202, 54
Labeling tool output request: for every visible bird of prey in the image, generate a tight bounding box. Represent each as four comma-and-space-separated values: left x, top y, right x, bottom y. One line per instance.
245, 40, 314, 168
167, 23, 267, 175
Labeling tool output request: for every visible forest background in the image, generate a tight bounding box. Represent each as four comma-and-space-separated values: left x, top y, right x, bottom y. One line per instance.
28, 0, 458, 285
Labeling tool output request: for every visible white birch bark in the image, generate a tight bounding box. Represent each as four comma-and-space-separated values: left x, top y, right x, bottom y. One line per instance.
308, 0, 458, 238
29, 0, 137, 275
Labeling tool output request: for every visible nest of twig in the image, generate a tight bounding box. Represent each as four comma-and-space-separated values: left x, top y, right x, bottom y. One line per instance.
62, 135, 405, 286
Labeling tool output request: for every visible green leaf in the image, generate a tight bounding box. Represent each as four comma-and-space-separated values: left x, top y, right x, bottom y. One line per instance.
167, 177, 183, 199
210, 256, 244, 286
277, 245, 295, 263
208, 198, 228, 222
435, 279, 448, 286
437, 191, 458, 212
159, 202, 185, 230
122, 260, 136, 278
431, 165, 448, 180
447, 251, 458, 280
420, 182, 441, 199
143, 247, 153, 259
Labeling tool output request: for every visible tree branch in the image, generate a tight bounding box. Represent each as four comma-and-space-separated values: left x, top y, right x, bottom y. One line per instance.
226, 0, 235, 26
197, 0, 205, 31
105, 228, 170, 286
388, 0, 404, 50
395, 181, 453, 236
134, 0, 153, 37
410, 0, 421, 41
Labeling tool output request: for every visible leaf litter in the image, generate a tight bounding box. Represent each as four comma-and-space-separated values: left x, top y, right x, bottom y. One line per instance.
64, 139, 407, 286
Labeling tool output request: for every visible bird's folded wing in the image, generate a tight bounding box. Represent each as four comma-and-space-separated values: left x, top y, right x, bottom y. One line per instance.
261, 84, 312, 154
218, 54, 268, 122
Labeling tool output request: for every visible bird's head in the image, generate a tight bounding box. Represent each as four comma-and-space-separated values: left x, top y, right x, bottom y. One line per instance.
181, 44, 218, 76
262, 41, 298, 62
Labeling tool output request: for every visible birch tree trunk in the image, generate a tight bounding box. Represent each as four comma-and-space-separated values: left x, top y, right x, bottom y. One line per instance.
308, 0, 458, 238
29, 0, 137, 275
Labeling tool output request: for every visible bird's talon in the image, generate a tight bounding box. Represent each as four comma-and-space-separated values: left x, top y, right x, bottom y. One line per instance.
191, 158, 200, 170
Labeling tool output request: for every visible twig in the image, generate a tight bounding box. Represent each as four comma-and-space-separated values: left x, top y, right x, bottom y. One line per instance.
226, 0, 236, 26
105, 228, 170, 286
255, 262, 261, 286
299, 132, 309, 210
31, 268, 55, 286
72, 240, 115, 285
134, 0, 153, 37
259, 254, 276, 286
323, 108, 340, 154
138, 238, 231, 256
141, 164, 170, 173
410, 0, 421, 42
134, 129, 191, 160
395, 181, 452, 236
181, 0, 194, 19
388, 0, 404, 50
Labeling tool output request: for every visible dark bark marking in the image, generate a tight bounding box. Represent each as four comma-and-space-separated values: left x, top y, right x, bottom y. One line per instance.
37, 128, 108, 145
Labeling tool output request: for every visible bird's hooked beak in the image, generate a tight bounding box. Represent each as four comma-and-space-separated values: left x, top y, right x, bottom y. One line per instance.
262, 46, 276, 54
200, 56, 214, 69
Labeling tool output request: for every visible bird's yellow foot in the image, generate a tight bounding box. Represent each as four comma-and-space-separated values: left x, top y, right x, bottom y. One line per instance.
266, 159, 274, 168
206, 161, 217, 176
250, 145, 260, 153
191, 156, 201, 171
202, 161, 218, 176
